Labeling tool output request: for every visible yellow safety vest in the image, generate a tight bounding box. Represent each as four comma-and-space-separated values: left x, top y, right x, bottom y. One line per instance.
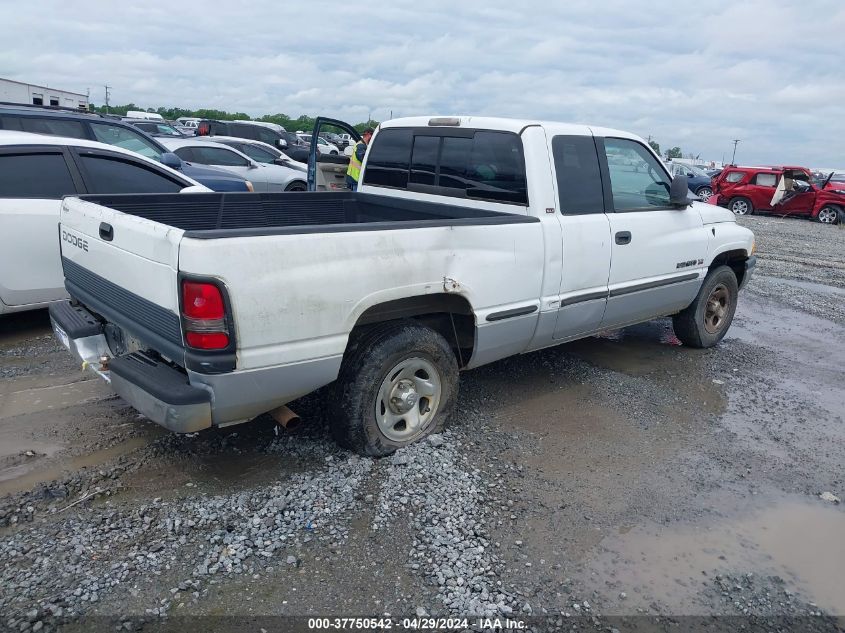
347, 141, 364, 182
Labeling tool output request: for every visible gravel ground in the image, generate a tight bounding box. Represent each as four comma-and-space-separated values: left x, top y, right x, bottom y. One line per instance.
1, 215, 843, 633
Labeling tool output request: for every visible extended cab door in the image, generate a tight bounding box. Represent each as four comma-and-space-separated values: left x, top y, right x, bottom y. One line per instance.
308, 117, 361, 191
597, 136, 708, 330
547, 133, 612, 341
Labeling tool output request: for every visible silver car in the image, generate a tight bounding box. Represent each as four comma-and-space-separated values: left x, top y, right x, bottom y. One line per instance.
160, 137, 307, 192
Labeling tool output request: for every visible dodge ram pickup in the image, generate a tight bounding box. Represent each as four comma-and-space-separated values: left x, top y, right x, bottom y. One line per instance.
49, 116, 756, 456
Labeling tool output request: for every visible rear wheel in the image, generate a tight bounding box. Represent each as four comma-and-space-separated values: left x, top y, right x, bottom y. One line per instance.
329, 321, 459, 456
696, 186, 713, 202
817, 205, 840, 224
672, 266, 739, 348
729, 197, 753, 215
285, 181, 306, 192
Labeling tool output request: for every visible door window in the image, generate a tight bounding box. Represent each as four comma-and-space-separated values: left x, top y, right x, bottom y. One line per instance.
0, 153, 76, 198
188, 146, 250, 167
231, 123, 261, 141
90, 123, 163, 160
551, 135, 605, 214
724, 171, 746, 183
256, 128, 279, 146
79, 154, 184, 193
240, 144, 277, 163
603, 138, 672, 211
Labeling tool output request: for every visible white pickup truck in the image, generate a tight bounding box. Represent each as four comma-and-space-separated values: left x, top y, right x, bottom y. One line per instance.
50, 116, 755, 455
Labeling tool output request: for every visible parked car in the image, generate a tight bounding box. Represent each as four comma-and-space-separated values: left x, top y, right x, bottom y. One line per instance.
204, 136, 307, 172
297, 133, 339, 155
160, 137, 307, 191
0, 104, 252, 192
196, 119, 309, 162
711, 165, 843, 224
0, 130, 210, 316
667, 162, 715, 201
50, 115, 754, 456
123, 118, 186, 138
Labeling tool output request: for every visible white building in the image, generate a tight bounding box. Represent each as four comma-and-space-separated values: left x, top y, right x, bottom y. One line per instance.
0, 78, 89, 110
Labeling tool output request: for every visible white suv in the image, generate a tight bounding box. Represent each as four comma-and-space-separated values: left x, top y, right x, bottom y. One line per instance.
0, 131, 207, 316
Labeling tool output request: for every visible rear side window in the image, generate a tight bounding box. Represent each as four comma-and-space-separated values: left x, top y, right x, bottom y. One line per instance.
79, 155, 184, 194
725, 171, 746, 183
364, 129, 528, 205
4, 116, 87, 139
231, 123, 260, 141
255, 128, 279, 146
363, 129, 412, 189
552, 135, 605, 214
240, 144, 276, 163
753, 173, 777, 187
0, 153, 76, 198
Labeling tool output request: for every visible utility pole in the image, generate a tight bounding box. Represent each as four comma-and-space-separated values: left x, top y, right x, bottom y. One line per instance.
104, 85, 111, 114
731, 139, 740, 164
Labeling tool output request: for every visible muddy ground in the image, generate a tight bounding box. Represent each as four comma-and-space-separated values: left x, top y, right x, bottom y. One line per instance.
0, 215, 843, 633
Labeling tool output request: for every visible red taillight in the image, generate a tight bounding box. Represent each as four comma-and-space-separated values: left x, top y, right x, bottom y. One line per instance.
185, 331, 229, 349
181, 281, 230, 350
183, 282, 224, 319
197, 122, 210, 136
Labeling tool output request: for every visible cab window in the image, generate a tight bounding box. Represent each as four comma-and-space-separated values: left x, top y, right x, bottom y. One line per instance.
552, 135, 604, 214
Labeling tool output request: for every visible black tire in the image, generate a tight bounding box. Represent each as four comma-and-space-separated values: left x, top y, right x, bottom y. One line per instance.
330, 150, 338, 156
285, 181, 306, 192
729, 197, 753, 216
696, 186, 713, 202
672, 266, 739, 348
329, 321, 459, 456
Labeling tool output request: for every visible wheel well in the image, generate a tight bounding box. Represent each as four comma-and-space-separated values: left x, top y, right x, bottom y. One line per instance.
710, 249, 748, 286
353, 295, 476, 367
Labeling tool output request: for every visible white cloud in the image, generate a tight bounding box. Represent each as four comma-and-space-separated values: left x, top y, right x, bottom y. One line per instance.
1, 0, 843, 166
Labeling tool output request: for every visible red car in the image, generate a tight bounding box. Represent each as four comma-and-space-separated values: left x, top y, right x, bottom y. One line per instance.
711, 166, 843, 224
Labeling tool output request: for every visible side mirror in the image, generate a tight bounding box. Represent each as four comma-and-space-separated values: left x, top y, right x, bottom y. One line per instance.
669, 174, 693, 207
277, 139, 288, 150
248, 161, 259, 169
160, 152, 182, 170
273, 157, 287, 167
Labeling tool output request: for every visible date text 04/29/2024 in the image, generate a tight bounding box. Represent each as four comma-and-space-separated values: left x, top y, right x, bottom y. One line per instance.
306, 617, 527, 630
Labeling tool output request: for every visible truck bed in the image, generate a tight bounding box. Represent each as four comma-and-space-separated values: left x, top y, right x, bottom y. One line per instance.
76, 192, 538, 239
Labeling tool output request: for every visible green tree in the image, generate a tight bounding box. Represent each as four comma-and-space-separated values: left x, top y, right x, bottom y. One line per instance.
665, 146, 682, 160
648, 139, 660, 155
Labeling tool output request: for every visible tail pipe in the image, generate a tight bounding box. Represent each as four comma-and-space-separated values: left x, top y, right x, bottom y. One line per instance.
270, 405, 301, 431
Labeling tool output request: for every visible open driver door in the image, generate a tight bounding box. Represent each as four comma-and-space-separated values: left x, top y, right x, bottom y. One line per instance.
307, 117, 362, 192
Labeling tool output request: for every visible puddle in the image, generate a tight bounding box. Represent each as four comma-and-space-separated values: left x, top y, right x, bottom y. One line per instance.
583, 497, 845, 615
0, 378, 114, 418
0, 435, 156, 495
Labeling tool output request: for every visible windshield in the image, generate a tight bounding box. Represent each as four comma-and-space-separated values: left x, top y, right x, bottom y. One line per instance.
685, 163, 710, 178
90, 122, 163, 161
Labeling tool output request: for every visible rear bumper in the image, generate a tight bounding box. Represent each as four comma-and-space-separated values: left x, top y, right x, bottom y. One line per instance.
48, 300, 343, 433
49, 301, 212, 433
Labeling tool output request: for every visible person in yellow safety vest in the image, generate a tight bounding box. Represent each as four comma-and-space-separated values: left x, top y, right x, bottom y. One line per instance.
346, 128, 373, 191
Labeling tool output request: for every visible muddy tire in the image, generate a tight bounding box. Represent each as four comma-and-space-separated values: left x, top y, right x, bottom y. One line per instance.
329, 321, 458, 456
729, 197, 753, 216
672, 266, 739, 348
816, 205, 841, 224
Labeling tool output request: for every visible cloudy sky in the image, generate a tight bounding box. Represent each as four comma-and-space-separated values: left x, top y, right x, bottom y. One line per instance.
2, 0, 844, 167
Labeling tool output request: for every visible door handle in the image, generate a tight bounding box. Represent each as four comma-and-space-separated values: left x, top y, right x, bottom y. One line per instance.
99, 222, 114, 241
615, 231, 632, 245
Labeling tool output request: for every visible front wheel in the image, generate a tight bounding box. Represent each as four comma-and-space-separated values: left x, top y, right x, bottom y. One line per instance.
672, 266, 739, 348
697, 186, 713, 202
817, 205, 840, 224
285, 181, 307, 192
329, 321, 459, 456
729, 197, 753, 215
330, 150, 338, 155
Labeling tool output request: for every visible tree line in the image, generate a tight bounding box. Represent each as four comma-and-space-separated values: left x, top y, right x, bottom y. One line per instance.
89, 104, 379, 132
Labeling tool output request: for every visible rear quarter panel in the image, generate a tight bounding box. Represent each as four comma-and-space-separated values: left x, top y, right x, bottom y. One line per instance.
178, 222, 546, 371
